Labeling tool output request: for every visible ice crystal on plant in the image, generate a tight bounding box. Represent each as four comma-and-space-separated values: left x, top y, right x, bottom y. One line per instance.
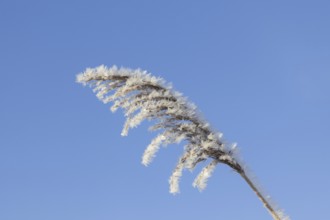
77, 65, 289, 220
76, 65, 242, 193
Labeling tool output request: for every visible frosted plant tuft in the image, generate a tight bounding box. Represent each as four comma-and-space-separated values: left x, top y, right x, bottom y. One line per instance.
76, 65, 289, 220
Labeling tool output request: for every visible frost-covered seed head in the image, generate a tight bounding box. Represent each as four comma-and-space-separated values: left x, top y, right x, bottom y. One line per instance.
77, 65, 243, 193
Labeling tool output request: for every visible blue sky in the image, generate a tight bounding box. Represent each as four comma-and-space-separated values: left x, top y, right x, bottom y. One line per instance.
1, 0, 330, 219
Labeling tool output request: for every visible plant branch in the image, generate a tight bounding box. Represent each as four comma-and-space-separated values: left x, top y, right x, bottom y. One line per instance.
239, 170, 281, 220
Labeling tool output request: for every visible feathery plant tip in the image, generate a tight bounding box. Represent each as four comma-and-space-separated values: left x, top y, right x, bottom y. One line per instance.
76, 65, 289, 220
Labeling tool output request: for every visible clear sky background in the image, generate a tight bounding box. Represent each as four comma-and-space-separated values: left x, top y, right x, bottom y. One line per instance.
1, 1, 329, 219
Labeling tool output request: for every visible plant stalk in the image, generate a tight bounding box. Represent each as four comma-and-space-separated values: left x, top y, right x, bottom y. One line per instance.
239, 170, 281, 220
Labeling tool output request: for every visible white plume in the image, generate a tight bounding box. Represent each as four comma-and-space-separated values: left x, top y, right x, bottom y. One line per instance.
77, 65, 289, 220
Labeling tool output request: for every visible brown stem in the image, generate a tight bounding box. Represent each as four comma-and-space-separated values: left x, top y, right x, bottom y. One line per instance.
239, 171, 282, 220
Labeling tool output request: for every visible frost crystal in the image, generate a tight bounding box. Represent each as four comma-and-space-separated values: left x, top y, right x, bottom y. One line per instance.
193, 160, 218, 191
77, 65, 289, 220
76, 65, 242, 193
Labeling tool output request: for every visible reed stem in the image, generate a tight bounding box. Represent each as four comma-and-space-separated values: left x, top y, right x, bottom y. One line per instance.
239, 170, 281, 220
